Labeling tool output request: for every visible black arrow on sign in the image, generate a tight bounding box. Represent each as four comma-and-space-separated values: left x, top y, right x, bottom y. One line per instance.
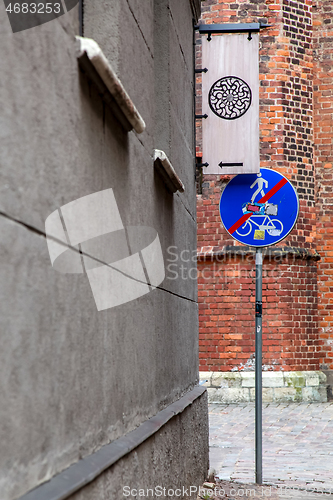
219, 162, 244, 168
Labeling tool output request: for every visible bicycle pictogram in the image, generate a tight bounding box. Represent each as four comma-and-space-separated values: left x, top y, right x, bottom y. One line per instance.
236, 174, 283, 239
236, 211, 283, 238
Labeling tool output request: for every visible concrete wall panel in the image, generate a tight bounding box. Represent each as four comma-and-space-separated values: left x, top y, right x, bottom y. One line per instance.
0, 0, 206, 498
66, 392, 209, 500
0, 211, 200, 499
84, 0, 121, 72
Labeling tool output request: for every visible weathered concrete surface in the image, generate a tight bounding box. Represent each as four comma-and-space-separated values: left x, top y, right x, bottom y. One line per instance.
66, 393, 209, 500
0, 1, 206, 498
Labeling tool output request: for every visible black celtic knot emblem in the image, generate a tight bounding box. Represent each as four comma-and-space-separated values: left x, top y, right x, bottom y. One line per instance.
209, 76, 252, 120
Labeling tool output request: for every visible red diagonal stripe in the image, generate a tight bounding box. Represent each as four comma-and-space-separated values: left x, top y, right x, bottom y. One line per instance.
258, 178, 287, 203
227, 176, 288, 235
228, 212, 253, 235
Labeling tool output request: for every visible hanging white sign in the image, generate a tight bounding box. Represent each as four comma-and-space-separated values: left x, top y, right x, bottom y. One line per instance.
202, 33, 260, 175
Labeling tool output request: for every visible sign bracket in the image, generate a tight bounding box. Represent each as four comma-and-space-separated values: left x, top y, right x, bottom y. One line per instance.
195, 22, 272, 41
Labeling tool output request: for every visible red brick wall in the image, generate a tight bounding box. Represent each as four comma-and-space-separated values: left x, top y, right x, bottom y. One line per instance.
197, 177, 320, 372
196, 0, 332, 372
313, 0, 333, 368
197, 0, 315, 250
198, 251, 319, 372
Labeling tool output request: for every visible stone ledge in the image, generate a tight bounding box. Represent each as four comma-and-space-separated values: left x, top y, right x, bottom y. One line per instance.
76, 37, 145, 134
200, 371, 328, 403
197, 246, 321, 262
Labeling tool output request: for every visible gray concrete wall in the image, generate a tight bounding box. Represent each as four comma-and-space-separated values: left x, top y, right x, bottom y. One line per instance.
67, 393, 209, 500
0, 1, 207, 498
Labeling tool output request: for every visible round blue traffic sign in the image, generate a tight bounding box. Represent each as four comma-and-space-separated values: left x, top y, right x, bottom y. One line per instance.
219, 168, 299, 247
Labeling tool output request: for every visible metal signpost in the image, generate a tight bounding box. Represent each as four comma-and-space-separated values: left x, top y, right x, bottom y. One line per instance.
219, 168, 299, 484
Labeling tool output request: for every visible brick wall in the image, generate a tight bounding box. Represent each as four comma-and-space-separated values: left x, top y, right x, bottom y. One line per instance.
313, 0, 333, 369
197, 0, 332, 372
198, 248, 319, 372
197, 178, 320, 372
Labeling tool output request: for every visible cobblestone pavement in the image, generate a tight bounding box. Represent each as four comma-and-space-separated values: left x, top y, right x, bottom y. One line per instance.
209, 402, 333, 495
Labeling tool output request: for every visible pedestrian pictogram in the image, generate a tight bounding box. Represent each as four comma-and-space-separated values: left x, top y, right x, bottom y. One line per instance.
219, 168, 299, 247
250, 173, 268, 201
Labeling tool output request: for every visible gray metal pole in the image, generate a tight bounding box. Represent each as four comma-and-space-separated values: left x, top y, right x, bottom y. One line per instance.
255, 248, 263, 484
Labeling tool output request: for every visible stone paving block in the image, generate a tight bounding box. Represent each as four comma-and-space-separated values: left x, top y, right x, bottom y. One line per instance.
302, 387, 321, 403
209, 388, 250, 403
207, 388, 219, 402
274, 387, 299, 402
319, 371, 327, 385
302, 386, 327, 403
212, 372, 242, 388
263, 372, 284, 388
210, 373, 225, 388
200, 371, 212, 386
250, 388, 273, 403
241, 373, 255, 388
301, 387, 316, 402
304, 372, 320, 387
284, 372, 306, 389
